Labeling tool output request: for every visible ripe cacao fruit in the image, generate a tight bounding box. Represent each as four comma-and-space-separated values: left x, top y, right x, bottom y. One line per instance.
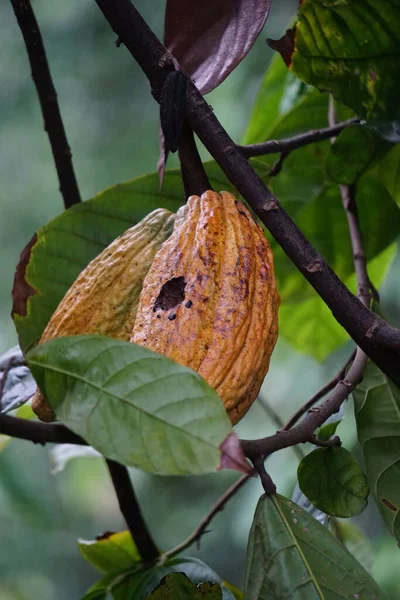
131, 191, 279, 425
32, 208, 175, 421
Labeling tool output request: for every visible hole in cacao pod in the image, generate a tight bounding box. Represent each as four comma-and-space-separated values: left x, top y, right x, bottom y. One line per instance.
153, 276, 186, 312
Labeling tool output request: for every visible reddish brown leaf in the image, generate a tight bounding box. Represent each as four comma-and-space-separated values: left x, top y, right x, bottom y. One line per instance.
267, 28, 296, 67
219, 432, 252, 474
164, 0, 272, 94
11, 234, 38, 319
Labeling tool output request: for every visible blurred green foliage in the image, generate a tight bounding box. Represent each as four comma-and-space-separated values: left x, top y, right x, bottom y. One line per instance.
1, 1, 399, 598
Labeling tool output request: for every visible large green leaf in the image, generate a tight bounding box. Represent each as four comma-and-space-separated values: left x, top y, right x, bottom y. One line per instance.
285, 0, 400, 121
244, 494, 389, 599
353, 361, 400, 542
27, 335, 248, 476
146, 573, 222, 599
298, 447, 369, 518
12, 165, 240, 354
325, 127, 393, 185
79, 531, 141, 574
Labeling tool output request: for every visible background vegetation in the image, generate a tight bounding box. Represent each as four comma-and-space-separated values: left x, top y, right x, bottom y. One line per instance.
1, 1, 399, 598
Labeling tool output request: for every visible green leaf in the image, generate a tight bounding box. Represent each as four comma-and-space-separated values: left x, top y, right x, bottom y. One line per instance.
78, 531, 141, 574
298, 447, 369, 517
111, 557, 236, 600
81, 570, 136, 600
353, 361, 400, 542
242, 53, 311, 145
12, 164, 240, 354
27, 335, 247, 476
331, 520, 373, 573
244, 493, 389, 599
325, 126, 393, 185
317, 420, 341, 443
146, 573, 222, 599
287, 0, 400, 121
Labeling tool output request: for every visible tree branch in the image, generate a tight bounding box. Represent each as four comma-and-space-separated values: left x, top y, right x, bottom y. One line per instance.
237, 118, 360, 158
106, 459, 159, 563
0, 412, 86, 445
94, 0, 400, 387
178, 123, 211, 196
241, 348, 366, 459
161, 473, 251, 561
281, 349, 356, 431
10, 0, 81, 209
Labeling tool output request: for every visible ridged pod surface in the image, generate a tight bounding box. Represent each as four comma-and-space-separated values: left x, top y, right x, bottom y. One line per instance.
32, 208, 175, 421
131, 191, 279, 425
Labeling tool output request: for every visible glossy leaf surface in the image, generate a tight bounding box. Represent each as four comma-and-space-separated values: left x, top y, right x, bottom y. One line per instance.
27, 335, 247, 476
244, 494, 389, 599
298, 447, 369, 518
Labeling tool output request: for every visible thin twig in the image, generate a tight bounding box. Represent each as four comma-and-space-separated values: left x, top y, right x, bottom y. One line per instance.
310, 434, 341, 448
252, 456, 276, 495
93, 0, 400, 386
10, 0, 81, 209
161, 473, 252, 561
106, 459, 159, 563
268, 151, 289, 177
281, 349, 356, 431
178, 123, 211, 196
257, 396, 305, 460
238, 118, 360, 158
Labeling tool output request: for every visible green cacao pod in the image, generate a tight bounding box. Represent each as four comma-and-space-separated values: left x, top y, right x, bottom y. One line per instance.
32, 208, 175, 421
131, 191, 279, 425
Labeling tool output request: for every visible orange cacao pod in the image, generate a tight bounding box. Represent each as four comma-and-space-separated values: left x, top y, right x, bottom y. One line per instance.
131, 191, 279, 424
32, 208, 175, 421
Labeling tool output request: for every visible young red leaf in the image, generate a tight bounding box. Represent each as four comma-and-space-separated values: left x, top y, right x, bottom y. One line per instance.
164, 0, 272, 94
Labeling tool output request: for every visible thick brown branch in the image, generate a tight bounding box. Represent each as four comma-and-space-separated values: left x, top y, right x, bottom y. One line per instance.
238, 118, 360, 158
162, 473, 251, 561
10, 0, 81, 209
178, 123, 211, 196
94, 0, 400, 386
0, 412, 86, 445
106, 459, 159, 563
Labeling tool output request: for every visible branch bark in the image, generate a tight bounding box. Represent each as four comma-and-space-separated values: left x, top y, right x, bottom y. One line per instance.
94, 0, 400, 386
237, 118, 360, 158
10, 0, 81, 209
106, 459, 159, 562
0, 412, 86, 445
178, 123, 211, 196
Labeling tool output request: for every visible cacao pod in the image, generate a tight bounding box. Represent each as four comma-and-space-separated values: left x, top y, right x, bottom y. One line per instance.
131, 191, 279, 425
32, 208, 175, 421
